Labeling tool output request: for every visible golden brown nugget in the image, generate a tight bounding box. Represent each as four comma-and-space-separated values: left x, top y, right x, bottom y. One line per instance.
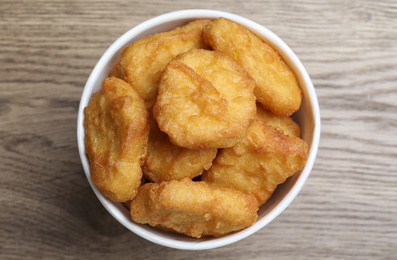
120, 19, 211, 108
84, 77, 150, 202
255, 104, 301, 137
202, 120, 308, 206
154, 49, 256, 149
203, 18, 302, 117
143, 116, 218, 182
130, 178, 258, 238
109, 63, 123, 79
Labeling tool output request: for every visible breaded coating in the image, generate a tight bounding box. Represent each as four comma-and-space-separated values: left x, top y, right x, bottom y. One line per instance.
84, 77, 150, 202
120, 19, 211, 108
130, 178, 258, 238
142, 116, 218, 182
255, 103, 301, 137
202, 120, 308, 206
109, 63, 123, 79
203, 18, 302, 117
153, 49, 256, 149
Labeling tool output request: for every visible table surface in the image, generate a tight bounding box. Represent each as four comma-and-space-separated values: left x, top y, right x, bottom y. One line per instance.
1, 1, 397, 259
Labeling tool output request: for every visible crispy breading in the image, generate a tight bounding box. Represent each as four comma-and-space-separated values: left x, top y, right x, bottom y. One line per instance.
254, 103, 301, 137
153, 49, 256, 149
84, 77, 150, 202
109, 63, 123, 79
142, 116, 218, 182
130, 178, 258, 238
120, 19, 211, 108
203, 17, 302, 117
202, 119, 308, 206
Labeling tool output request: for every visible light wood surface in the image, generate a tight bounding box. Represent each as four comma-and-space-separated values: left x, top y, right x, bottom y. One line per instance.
1, 1, 397, 259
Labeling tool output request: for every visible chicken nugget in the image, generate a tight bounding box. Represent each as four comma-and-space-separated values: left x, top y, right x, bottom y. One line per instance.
203, 17, 302, 117
109, 63, 123, 79
202, 120, 308, 206
84, 77, 150, 202
142, 116, 218, 182
255, 103, 301, 137
153, 49, 256, 149
120, 19, 211, 108
130, 178, 258, 238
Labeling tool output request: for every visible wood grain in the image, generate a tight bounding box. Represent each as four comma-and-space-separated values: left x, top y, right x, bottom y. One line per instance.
1, 0, 397, 259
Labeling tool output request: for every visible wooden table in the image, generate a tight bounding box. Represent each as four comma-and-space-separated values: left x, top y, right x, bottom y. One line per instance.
1, 1, 396, 259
